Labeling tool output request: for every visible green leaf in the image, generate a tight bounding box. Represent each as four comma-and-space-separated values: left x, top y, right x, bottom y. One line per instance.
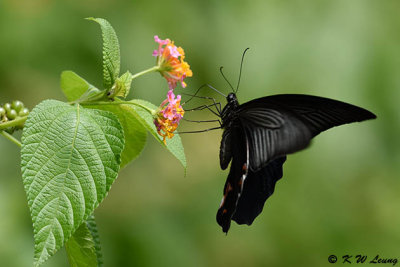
85, 103, 147, 168
61, 71, 102, 102
129, 99, 186, 170
86, 215, 103, 267
113, 71, 134, 98
65, 218, 98, 267
65, 215, 102, 267
21, 100, 124, 266
87, 17, 120, 90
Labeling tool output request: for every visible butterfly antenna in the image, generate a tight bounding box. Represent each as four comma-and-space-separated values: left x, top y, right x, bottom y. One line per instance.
235, 47, 250, 94
220, 66, 235, 93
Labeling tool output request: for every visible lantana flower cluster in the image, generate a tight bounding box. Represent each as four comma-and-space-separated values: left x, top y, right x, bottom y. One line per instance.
154, 90, 184, 144
153, 36, 191, 143
153, 35, 193, 90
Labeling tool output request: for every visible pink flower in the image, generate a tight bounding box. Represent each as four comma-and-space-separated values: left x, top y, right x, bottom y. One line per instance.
153, 90, 185, 144
152, 35, 193, 89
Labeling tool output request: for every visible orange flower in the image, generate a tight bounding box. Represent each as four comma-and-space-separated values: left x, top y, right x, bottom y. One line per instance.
153, 35, 193, 89
154, 90, 184, 144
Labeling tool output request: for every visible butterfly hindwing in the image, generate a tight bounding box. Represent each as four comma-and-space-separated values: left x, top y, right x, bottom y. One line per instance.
232, 156, 286, 225
216, 126, 248, 233
217, 124, 287, 231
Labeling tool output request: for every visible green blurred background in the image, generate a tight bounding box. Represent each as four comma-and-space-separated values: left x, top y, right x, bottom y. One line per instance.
1, 0, 399, 266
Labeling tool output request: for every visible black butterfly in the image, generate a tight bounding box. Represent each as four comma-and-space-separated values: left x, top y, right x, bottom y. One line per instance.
184, 50, 377, 233
216, 92, 376, 233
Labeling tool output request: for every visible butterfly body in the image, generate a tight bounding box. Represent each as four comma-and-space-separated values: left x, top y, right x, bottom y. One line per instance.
216, 92, 376, 233
220, 93, 240, 129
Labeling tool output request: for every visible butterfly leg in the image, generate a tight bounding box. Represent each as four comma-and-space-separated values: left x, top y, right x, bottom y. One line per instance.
182, 118, 221, 123
177, 127, 221, 134
184, 103, 221, 117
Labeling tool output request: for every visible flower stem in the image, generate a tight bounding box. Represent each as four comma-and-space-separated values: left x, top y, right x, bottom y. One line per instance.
131, 66, 159, 80
0, 116, 28, 130
0, 131, 21, 147
82, 101, 155, 114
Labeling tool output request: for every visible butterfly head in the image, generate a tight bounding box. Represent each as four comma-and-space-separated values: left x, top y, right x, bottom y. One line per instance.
225, 93, 239, 112
226, 93, 237, 104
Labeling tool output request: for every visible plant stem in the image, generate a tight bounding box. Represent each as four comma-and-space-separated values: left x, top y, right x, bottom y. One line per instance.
131, 66, 159, 80
0, 131, 21, 147
0, 116, 28, 130
82, 101, 155, 114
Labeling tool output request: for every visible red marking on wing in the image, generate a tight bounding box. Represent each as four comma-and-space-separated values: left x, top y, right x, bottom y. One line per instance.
219, 182, 233, 208
242, 163, 248, 173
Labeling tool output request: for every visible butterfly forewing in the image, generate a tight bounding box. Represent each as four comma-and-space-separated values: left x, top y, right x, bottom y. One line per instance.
240, 94, 377, 136
239, 107, 312, 172
238, 94, 377, 171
